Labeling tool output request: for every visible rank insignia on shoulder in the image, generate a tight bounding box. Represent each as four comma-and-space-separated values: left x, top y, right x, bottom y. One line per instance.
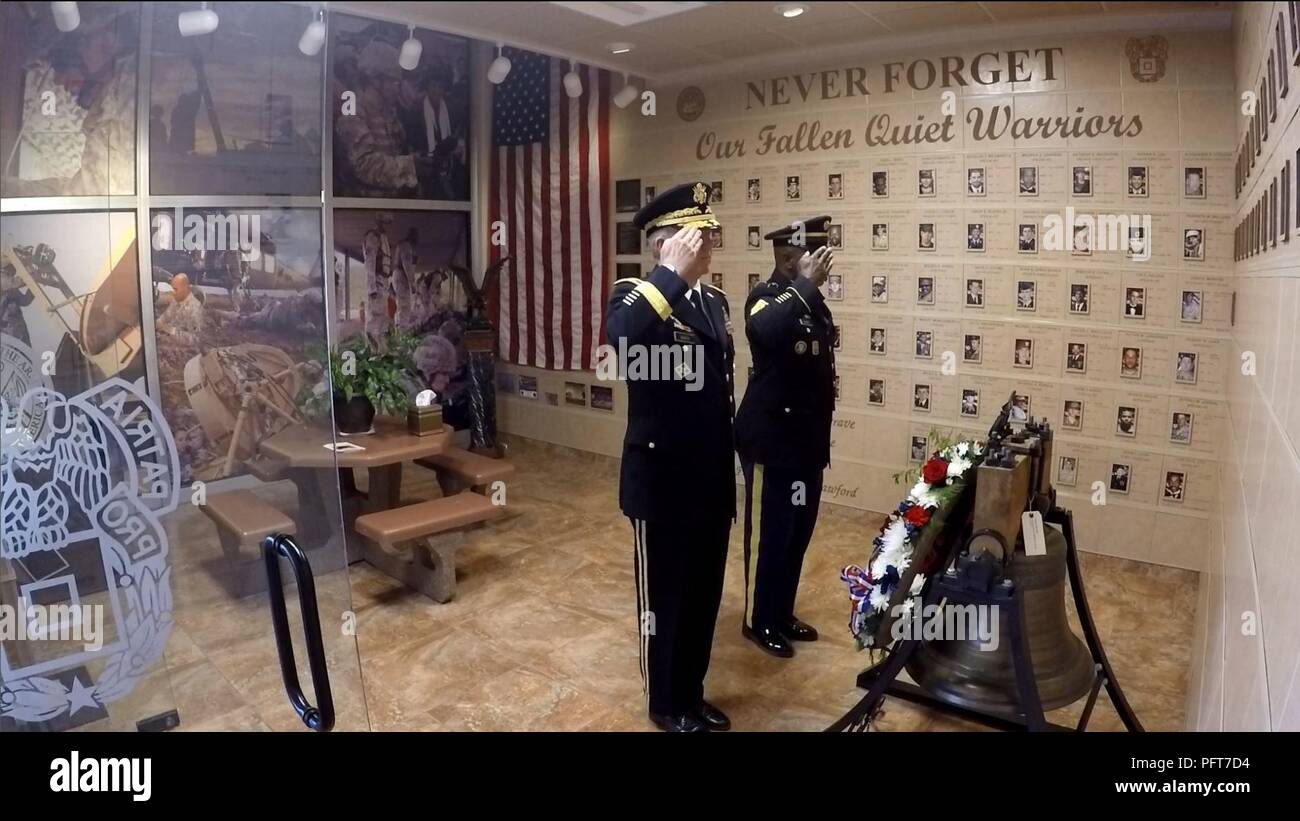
795, 340, 808, 354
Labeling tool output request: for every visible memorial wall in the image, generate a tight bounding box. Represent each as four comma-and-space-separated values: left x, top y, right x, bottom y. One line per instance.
1186, 0, 1300, 732
498, 28, 1237, 571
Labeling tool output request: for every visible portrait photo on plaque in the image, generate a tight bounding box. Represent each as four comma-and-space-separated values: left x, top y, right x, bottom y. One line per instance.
1116, 405, 1138, 437
868, 378, 886, 406
1175, 351, 1199, 385
1072, 165, 1093, 196
331, 14, 471, 200
1170, 410, 1194, 444
0, 2, 139, 197
1066, 342, 1088, 374
1069, 283, 1091, 314
967, 223, 986, 253
1184, 166, 1206, 198
1184, 227, 1206, 260
747, 177, 761, 202
1063, 399, 1084, 430
912, 383, 932, 412
785, 175, 801, 201
960, 388, 980, 417
967, 167, 986, 197
1109, 463, 1132, 494
1123, 287, 1146, 318
871, 274, 888, 303
965, 278, 985, 307
616, 222, 642, 256
149, 1, 323, 196
1121, 346, 1143, 379
918, 168, 936, 197
872, 223, 889, 250
1017, 279, 1037, 311
1018, 223, 1038, 253
915, 330, 933, 359
827, 172, 844, 200
872, 170, 888, 198
1181, 290, 1204, 323
1018, 165, 1038, 196
1127, 165, 1149, 197
616, 179, 642, 212
1058, 455, 1079, 487
1163, 471, 1186, 502
963, 333, 983, 364
869, 327, 886, 355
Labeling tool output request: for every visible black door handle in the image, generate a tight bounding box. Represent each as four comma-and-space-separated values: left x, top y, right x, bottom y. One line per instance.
262, 533, 335, 732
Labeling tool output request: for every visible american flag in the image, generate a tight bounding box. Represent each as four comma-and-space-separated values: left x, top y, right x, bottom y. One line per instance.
490, 48, 610, 370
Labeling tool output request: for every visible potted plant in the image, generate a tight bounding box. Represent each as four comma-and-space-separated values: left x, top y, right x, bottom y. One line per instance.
303, 332, 419, 434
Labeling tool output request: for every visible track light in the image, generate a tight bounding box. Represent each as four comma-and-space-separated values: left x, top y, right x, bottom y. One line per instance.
563, 61, 583, 98
399, 25, 422, 71
178, 2, 219, 37
614, 74, 638, 109
51, 2, 80, 32
298, 8, 326, 57
487, 43, 512, 85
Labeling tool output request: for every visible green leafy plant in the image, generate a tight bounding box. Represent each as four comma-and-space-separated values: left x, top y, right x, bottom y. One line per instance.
301, 331, 419, 418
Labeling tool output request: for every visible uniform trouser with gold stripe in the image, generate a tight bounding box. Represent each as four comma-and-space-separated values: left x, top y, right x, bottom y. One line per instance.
630, 515, 730, 717
741, 461, 823, 631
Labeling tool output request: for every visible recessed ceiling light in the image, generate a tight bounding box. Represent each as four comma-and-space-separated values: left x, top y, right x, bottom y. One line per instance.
608, 42, 634, 54
775, 3, 807, 18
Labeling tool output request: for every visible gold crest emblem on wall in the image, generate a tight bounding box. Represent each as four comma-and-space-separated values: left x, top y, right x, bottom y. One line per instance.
677, 86, 705, 121
1125, 35, 1169, 83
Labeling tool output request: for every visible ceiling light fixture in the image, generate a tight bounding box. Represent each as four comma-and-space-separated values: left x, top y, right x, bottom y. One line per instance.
613, 74, 639, 108
51, 2, 80, 32
775, 3, 807, 18
608, 42, 634, 55
488, 43, 512, 84
563, 60, 583, 98
178, 1, 219, 37
298, 7, 326, 57
399, 25, 423, 71
397, 25, 423, 70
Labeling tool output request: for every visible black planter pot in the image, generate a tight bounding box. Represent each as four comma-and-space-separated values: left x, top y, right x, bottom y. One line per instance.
333, 393, 375, 434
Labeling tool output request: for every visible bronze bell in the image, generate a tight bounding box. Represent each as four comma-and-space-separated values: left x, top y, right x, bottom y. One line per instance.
904, 526, 1095, 716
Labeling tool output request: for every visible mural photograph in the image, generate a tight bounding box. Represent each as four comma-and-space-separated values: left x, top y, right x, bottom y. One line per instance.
149, 206, 324, 482
0, 1, 139, 197
147, 1, 323, 196
330, 13, 470, 200
332, 208, 475, 424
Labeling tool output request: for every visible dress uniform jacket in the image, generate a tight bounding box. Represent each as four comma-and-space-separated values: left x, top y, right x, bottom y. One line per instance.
734, 271, 835, 471
605, 264, 737, 523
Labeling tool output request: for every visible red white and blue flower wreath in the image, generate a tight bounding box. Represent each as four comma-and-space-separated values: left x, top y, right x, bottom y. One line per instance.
840, 439, 983, 648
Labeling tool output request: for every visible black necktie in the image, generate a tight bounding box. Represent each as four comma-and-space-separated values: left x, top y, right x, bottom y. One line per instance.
688, 289, 712, 334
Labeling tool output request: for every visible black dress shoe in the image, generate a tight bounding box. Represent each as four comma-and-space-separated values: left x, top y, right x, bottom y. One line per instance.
649, 712, 709, 732
781, 617, 819, 642
694, 701, 731, 731
743, 624, 794, 658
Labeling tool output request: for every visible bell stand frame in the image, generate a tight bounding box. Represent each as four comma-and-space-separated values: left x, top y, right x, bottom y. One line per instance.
826, 502, 1145, 733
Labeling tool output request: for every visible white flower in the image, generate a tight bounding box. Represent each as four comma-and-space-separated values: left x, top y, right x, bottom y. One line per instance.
869, 589, 890, 612
910, 573, 927, 596
955, 441, 970, 457
947, 456, 971, 478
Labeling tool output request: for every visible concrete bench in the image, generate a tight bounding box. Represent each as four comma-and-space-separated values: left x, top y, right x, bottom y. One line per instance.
199, 490, 297, 598
414, 447, 515, 495
353, 491, 502, 602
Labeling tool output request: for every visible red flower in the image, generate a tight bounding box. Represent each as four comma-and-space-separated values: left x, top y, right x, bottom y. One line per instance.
903, 505, 930, 527
921, 458, 949, 484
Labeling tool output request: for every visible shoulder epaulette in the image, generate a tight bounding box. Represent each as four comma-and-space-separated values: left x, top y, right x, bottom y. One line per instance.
612, 277, 642, 288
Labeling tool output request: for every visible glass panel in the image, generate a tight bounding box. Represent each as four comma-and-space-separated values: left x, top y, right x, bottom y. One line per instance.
330, 14, 471, 200
0, 2, 139, 198
148, 2, 323, 196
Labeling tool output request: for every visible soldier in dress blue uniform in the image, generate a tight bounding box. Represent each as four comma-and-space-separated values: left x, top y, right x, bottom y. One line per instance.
605, 182, 736, 732
734, 216, 836, 657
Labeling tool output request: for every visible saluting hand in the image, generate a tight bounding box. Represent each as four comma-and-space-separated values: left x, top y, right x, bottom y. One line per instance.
660, 226, 709, 285
797, 246, 835, 287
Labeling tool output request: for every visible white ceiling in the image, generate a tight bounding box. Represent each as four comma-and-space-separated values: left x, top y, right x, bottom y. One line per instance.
333, 1, 1232, 81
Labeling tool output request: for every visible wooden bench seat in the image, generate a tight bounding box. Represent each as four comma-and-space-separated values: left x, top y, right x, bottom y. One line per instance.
415, 447, 515, 495
353, 491, 502, 602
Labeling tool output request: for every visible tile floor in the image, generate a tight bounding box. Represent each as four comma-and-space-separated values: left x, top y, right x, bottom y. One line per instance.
66, 435, 1198, 732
